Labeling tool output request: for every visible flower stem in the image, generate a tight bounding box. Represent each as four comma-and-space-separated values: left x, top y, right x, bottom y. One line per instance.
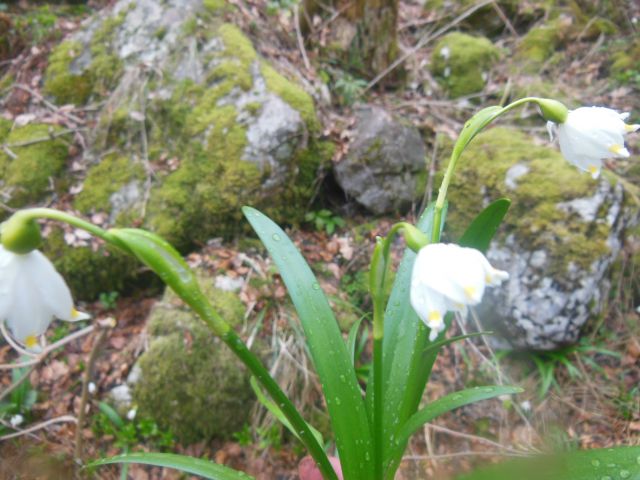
430, 96, 563, 243
222, 329, 339, 480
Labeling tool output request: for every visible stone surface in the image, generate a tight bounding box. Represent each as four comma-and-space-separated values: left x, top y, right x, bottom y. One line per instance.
444, 127, 635, 350
333, 105, 427, 215
40, 0, 331, 299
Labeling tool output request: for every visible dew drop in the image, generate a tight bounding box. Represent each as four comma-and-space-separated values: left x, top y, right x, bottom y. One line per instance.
483, 387, 494, 393
312, 282, 320, 290
591, 459, 600, 467
335, 397, 342, 405
272, 233, 281, 241
620, 470, 631, 479
453, 394, 463, 400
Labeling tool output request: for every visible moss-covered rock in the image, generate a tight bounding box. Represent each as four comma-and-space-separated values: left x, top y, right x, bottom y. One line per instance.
133, 280, 254, 443
443, 127, 627, 350
516, 17, 571, 71
0, 123, 69, 209
429, 32, 500, 98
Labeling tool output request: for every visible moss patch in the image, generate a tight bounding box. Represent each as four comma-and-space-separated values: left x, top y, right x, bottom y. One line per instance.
443, 127, 608, 278
43, 9, 126, 104
74, 154, 145, 214
0, 124, 69, 209
430, 32, 500, 98
133, 283, 254, 443
517, 18, 566, 70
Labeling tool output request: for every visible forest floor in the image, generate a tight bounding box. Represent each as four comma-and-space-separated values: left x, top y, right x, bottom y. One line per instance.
1, 0, 640, 479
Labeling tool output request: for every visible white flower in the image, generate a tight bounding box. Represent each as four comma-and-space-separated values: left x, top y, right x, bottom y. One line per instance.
10, 414, 24, 428
410, 243, 509, 341
0, 246, 89, 350
88, 382, 97, 394
547, 106, 639, 179
126, 408, 137, 421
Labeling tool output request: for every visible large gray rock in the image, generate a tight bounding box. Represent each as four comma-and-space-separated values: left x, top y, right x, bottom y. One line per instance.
333, 105, 427, 214
41, 0, 330, 300
445, 127, 635, 350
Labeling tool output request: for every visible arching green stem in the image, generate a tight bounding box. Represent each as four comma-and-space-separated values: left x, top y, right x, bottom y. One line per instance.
431, 96, 568, 243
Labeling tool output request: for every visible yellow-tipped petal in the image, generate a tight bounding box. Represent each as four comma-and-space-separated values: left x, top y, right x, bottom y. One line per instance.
588, 165, 599, 178
71, 307, 91, 321
608, 144, 624, 154
464, 285, 477, 300
624, 123, 640, 133
24, 335, 39, 349
428, 311, 442, 323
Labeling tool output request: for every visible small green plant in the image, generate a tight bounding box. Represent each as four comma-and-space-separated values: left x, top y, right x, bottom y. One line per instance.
92, 402, 175, 451
334, 73, 368, 106
304, 209, 345, 235
98, 291, 119, 310
0, 364, 38, 434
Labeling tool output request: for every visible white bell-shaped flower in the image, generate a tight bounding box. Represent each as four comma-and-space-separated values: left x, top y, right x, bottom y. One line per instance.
410, 243, 508, 341
0, 246, 89, 350
547, 106, 639, 179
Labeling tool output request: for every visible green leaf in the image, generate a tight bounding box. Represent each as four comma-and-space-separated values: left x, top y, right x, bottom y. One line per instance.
242, 207, 373, 480
249, 377, 324, 448
98, 402, 124, 429
458, 198, 511, 252
386, 385, 523, 466
107, 228, 228, 336
457, 446, 640, 480
452, 106, 504, 161
89, 452, 255, 479
376, 202, 446, 478
347, 316, 366, 365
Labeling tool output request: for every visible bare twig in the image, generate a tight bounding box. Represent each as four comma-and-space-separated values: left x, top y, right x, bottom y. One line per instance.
491, 1, 517, 36
74, 319, 114, 463
0, 415, 77, 441
2, 127, 83, 150
11, 84, 84, 125
294, 4, 311, 71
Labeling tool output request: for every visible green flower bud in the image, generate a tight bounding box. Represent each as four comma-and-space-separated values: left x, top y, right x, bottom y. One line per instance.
400, 223, 429, 253
1, 212, 42, 254
536, 98, 569, 124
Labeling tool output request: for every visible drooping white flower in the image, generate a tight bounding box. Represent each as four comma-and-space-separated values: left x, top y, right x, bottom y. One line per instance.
547, 106, 639, 179
410, 243, 508, 341
10, 414, 24, 428
0, 246, 89, 350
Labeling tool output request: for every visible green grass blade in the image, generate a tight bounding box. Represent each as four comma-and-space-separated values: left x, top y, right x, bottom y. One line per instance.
90, 452, 255, 479
347, 316, 366, 365
242, 207, 373, 480
386, 386, 523, 466
456, 446, 640, 480
249, 377, 324, 448
458, 198, 511, 252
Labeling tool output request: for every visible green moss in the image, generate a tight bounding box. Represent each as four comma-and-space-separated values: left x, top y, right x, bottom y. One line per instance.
443, 127, 608, 277
74, 154, 145, 213
204, 0, 227, 13
43, 10, 125, 104
42, 226, 140, 301
0, 118, 12, 142
261, 61, 320, 131
134, 284, 253, 443
517, 19, 565, 69
43, 40, 93, 105
430, 32, 500, 98
0, 124, 69, 208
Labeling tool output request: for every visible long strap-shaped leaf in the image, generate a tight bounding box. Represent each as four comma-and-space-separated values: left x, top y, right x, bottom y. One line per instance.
372, 203, 443, 476
243, 207, 374, 480
456, 446, 640, 480
385, 385, 523, 466
90, 452, 255, 479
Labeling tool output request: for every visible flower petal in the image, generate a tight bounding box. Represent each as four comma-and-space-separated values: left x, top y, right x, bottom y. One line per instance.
23, 250, 75, 322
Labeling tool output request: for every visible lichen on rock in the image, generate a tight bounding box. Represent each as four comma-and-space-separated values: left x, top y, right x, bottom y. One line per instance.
133, 278, 254, 443
429, 32, 500, 98
443, 127, 628, 350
